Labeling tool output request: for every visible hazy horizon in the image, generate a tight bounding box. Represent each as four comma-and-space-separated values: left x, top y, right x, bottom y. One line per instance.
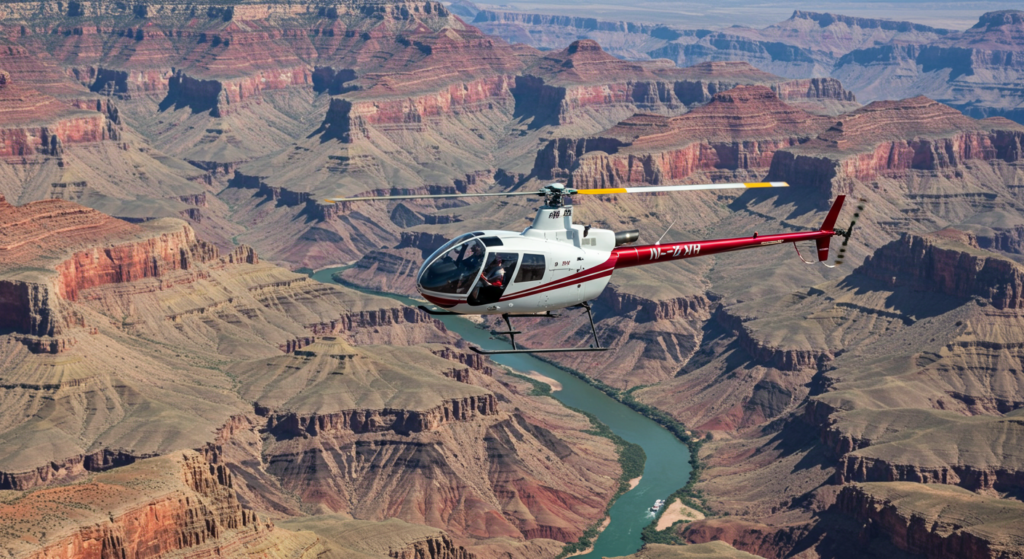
462, 0, 1023, 29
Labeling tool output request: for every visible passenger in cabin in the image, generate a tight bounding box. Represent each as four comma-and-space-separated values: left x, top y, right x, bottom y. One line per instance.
481, 256, 507, 287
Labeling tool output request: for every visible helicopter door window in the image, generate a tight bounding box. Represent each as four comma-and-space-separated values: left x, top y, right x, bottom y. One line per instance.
418, 238, 487, 295
514, 254, 545, 283
468, 252, 520, 306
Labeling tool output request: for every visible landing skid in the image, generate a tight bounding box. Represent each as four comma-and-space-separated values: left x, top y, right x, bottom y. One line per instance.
471, 346, 609, 355
471, 301, 607, 355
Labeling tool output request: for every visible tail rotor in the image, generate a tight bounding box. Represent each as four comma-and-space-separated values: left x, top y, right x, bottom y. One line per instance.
831, 197, 866, 266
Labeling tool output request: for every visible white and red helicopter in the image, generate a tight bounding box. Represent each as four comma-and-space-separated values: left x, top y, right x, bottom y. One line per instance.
327, 182, 861, 354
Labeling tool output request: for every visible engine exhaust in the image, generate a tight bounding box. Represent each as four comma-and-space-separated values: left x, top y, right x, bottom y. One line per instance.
614, 230, 639, 246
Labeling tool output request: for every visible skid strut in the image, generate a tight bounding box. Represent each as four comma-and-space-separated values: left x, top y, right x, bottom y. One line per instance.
472, 302, 609, 355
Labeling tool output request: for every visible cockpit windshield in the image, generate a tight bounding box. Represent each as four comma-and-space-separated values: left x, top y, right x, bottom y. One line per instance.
418, 238, 487, 295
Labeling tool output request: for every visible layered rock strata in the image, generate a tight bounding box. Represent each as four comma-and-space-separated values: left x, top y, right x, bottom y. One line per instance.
0, 71, 116, 159
671, 232, 1024, 557
535, 85, 834, 188
766, 96, 1024, 199
858, 232, 1024, 309
0, 198, 623, 557
472, 7, 1024, 125
0, 451, 323, 559
835, 483, 1024, 559
833, 10, 1024, 123
517, 43, 855, 127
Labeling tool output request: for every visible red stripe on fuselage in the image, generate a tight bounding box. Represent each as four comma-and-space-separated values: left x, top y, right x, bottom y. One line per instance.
422, 293, 461, 308
498, 255, 618, 301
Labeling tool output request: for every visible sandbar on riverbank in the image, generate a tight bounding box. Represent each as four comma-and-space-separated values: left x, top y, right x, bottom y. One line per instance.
525, 370, 563, 391
655, 499, 706, 530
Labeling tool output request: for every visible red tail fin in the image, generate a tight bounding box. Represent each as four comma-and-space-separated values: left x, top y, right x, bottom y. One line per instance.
816, 196, 845, 261
820, 196, 845, 232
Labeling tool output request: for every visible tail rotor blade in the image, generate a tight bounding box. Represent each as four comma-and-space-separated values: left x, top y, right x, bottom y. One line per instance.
833, 198, 867, 266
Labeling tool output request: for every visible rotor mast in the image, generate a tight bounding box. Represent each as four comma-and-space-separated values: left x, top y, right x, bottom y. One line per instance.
524, 184, 577, 242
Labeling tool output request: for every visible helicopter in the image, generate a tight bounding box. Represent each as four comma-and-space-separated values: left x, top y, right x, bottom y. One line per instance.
326, 182, 861, 355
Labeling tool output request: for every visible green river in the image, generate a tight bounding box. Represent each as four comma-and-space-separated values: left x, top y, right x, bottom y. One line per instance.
311, 268, 692, 559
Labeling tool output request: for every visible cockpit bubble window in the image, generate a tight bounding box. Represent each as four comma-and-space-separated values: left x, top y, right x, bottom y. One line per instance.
418, 238, 487, 295
428, 232, 482, 261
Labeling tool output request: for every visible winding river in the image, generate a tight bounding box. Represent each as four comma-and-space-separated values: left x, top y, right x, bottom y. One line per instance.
312, 268, 692, 559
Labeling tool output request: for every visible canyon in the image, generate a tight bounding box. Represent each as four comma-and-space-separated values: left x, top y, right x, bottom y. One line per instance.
334, 64, 1024, 558
0, 196, 622, 558
1, 1, 1023, 558
471, 8, 1024, 126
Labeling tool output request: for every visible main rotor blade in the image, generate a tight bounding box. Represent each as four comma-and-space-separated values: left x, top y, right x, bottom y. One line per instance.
573, 181, 788, 195
324, 191, 543, 203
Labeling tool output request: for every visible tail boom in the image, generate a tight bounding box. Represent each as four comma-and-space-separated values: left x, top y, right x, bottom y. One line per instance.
612, 229, 835, 268
613, 196, 845, 268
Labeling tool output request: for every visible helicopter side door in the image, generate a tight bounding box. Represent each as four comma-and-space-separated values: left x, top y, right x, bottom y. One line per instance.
495, 253, 546, 306
468, 252, 521, 306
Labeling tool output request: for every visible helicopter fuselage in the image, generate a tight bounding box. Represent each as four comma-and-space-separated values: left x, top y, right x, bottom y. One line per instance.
415, 201, 843, 316
415, 205, 616, 315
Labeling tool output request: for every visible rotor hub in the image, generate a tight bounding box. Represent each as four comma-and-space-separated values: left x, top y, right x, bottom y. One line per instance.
541, 183, 577, 208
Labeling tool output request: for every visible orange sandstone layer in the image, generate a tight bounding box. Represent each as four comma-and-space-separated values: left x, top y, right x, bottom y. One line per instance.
767, 96, 1024, 197
0, 451, 323, 559
534, 85, 833, 188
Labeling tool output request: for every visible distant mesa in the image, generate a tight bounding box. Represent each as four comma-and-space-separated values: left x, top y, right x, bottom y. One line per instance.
973, 9, 1024, 28
567, 38, 603, 54
788, 10, 950, 34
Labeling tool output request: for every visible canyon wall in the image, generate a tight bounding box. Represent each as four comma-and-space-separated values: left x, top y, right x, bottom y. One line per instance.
857, 232, 1024, 309
54, 222, 218, 301
322, 74, 516, 142
4, 452, 318, 559
534, 85, 833, 188
0, 71, 117, 159
766, 97, 1024, 198
834, 483, 1024, 559
261, 393, 499, 437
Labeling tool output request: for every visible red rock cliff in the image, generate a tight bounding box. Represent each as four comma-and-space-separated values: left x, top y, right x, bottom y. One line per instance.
767, 97, 1024, 197
536, 86, 832, 188
857, 232, 1024, 309
4, 452, 318, 559
0, 198, 216, 338
834, 483, 1024, 559
0, 71, 116, 159
261, 393, 499, 438
54, 222, 218, 301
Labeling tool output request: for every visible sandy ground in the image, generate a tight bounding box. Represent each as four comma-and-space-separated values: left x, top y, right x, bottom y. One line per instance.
525, 370, 563, 392
568, 516, 612, 557
655, 499, 706, 530
628, 476, 642, 490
